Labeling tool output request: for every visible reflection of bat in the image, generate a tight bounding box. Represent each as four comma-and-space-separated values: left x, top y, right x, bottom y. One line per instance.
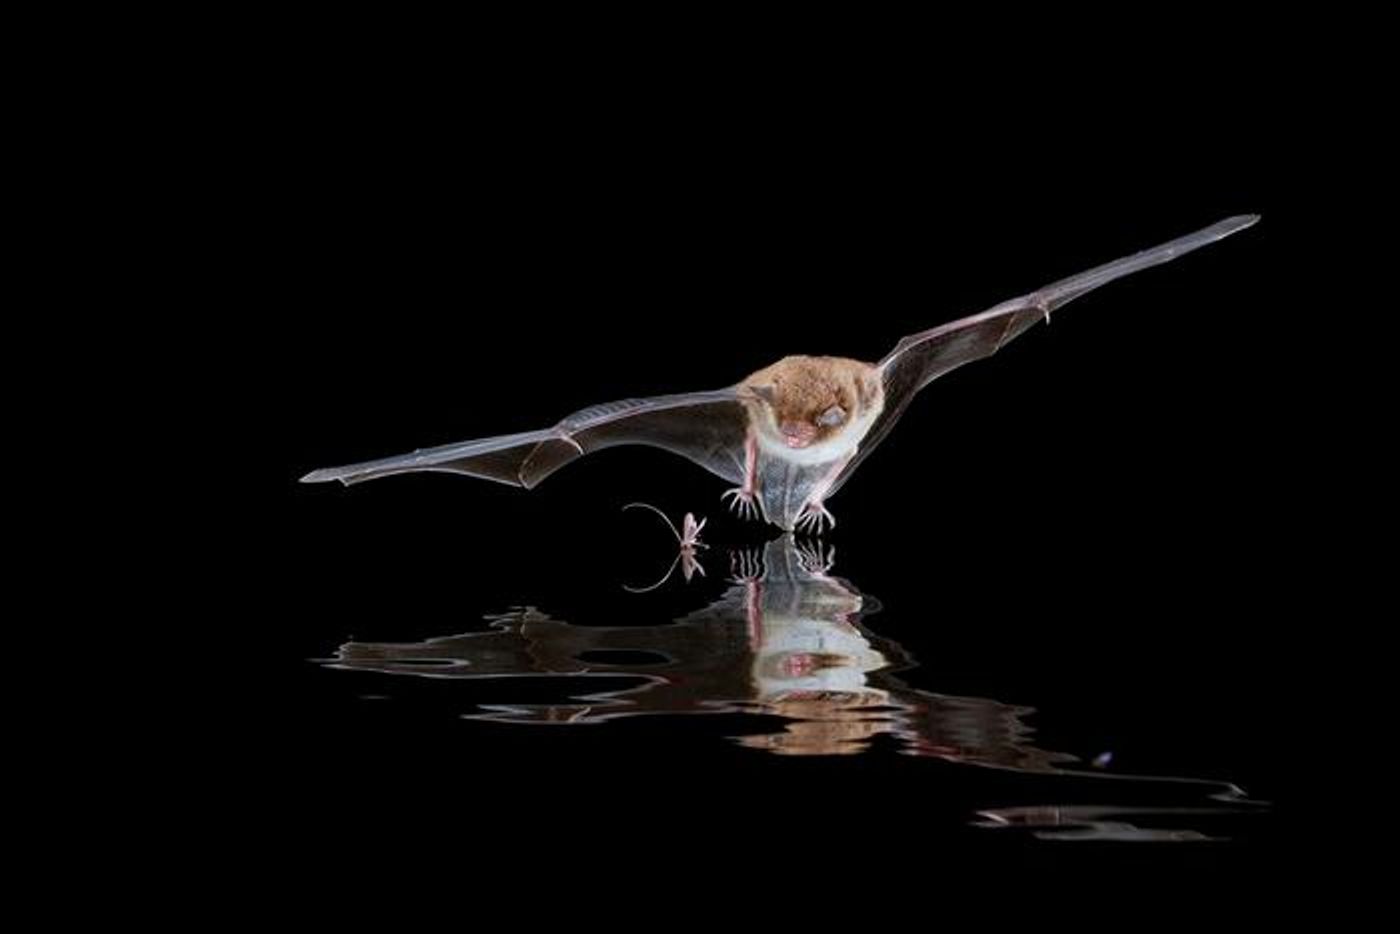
302, 216, 1257, 531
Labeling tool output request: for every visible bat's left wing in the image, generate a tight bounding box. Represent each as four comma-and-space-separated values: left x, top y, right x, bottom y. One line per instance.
300, 388, 751, 490
828, 215, 1259, 497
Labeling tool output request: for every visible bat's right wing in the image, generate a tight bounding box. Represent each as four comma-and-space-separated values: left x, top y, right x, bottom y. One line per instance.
300, 388, 751, 489
828, 215, 1259, 497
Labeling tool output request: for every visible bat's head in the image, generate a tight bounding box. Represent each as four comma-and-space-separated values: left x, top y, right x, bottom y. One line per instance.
746, 356, 882, 451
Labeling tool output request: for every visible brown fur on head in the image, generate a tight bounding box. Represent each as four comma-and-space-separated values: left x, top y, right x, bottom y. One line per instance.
744, 355, 882, 448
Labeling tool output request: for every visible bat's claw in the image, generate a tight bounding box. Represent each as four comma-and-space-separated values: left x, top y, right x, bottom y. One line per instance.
722, 487, 760, 522
795, 502, 836, 536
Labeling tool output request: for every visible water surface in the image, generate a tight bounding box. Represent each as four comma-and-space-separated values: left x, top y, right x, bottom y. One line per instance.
311, 535, 1267, 844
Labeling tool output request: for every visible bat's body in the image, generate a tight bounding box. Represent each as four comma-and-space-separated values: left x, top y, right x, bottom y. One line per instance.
302, 215, 1258, 531
726, 355, 884, 532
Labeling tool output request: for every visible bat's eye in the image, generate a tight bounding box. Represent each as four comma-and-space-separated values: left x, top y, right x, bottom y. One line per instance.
816, 405, 846, 428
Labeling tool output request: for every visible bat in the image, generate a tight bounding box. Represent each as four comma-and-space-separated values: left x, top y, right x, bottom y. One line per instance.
301, 215, 1258, 532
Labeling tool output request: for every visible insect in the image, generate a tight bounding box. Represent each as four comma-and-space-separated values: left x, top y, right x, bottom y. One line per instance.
301, 216, 1258, 531
620, 502, 707, 593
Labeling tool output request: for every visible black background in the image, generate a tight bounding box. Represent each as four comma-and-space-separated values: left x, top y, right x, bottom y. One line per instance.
246, 26, 1318, 887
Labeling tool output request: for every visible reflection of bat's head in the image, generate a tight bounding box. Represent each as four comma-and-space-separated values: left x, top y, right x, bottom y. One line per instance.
745, 355, 883, 451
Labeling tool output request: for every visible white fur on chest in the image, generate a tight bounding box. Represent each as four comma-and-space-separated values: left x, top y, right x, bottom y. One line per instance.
753, 404, 882, 466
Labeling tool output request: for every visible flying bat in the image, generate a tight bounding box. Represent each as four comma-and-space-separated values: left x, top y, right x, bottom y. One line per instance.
301, 215, 1258, 532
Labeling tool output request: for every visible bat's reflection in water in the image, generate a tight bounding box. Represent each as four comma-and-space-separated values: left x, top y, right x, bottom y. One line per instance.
323, 536, 1261, 839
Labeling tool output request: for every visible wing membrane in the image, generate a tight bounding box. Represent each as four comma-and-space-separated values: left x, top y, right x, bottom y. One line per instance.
828, 215, 1259, 496
300, 389, 749, 489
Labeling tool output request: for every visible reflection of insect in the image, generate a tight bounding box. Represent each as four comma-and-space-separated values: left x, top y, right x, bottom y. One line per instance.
621, 502, 707, 593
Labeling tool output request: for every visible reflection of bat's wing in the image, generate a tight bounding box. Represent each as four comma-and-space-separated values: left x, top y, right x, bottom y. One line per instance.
300, 388, 749, 488
829, 215, 1258, 496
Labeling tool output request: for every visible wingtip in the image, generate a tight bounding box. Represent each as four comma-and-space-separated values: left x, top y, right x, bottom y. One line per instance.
299, 469, 336, 484
1223, 213, 1261, 233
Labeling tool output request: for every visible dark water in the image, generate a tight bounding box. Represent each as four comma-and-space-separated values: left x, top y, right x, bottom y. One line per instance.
315, 534, 1265, 843
281, 471, 1283, 867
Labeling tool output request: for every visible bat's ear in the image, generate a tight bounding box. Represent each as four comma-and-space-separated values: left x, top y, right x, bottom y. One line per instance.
748, 384, 777, 406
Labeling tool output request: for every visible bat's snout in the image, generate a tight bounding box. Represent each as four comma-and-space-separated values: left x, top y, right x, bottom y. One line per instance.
779, 420, 818, 449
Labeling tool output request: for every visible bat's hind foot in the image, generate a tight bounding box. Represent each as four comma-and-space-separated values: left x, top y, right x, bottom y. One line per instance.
722, 487, 761, 522
795, 502, 836, 536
